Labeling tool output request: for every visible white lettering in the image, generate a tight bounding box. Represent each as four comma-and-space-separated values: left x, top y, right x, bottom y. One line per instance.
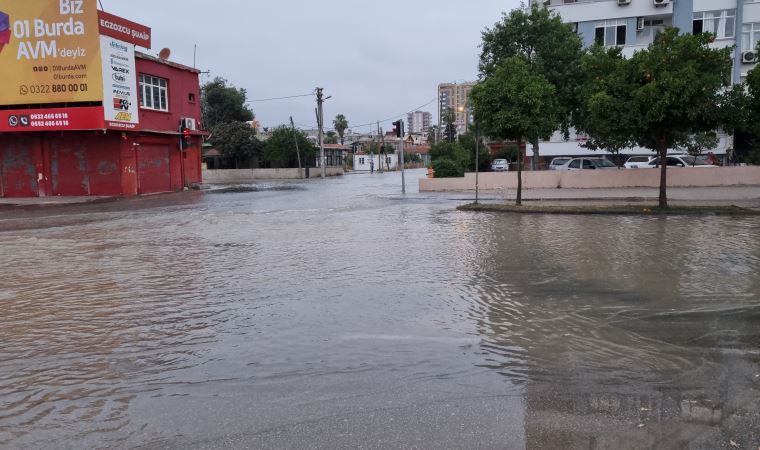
17, 40, 57, 60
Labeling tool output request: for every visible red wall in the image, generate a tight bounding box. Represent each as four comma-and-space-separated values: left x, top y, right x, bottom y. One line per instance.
135, 57, 203, 134
0, 132, 201, 198
0, 56, 204, 198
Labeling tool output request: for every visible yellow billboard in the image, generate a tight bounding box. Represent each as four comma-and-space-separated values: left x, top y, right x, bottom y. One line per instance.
0, 0, 103, 105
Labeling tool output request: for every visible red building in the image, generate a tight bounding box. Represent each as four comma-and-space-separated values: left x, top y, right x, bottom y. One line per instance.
0, 5, 204, 198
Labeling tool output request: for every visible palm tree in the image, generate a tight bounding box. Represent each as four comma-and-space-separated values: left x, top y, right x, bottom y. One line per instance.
333, 114, 349, 145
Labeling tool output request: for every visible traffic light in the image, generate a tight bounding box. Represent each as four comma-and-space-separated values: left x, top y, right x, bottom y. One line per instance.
179, 120, 192, 150
392, 120, 402, 138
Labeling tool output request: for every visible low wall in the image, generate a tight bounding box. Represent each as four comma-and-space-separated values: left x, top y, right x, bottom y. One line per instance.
419, 167, 760, 192
203, 167, 343, 183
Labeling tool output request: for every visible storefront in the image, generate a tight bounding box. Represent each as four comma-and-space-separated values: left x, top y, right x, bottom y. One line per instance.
0, 0, 204, 197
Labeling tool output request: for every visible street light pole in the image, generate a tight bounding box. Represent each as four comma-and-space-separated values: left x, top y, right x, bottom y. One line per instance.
475, 122, 480, 204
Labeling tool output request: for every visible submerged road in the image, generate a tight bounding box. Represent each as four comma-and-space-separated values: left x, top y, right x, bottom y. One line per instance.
1, 169, 759, 449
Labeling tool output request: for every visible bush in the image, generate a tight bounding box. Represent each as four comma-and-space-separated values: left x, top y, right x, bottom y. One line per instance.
432, 158, 464, 177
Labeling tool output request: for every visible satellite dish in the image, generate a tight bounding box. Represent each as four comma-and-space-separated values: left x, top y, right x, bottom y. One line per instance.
158, 48, 171, 60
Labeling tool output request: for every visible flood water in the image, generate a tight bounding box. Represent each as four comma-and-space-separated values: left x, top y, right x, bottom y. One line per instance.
1, 169, 759, 449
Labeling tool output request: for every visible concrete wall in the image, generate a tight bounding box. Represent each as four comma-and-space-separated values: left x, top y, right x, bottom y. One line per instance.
203, 167, 343, 183
419, 167, 760, 192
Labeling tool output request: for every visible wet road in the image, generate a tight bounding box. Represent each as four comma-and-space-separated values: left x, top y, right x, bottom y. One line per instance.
1, 169, 759, 449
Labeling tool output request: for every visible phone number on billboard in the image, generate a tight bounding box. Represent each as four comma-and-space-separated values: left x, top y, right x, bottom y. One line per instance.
22, 84, 90, 95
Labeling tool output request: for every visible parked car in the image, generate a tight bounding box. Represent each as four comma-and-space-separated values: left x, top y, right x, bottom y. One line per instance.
549, 157, 572, 170
491, 158, 509, 172
555, 157, 618, 170
624, 155, 655, 169
646, 155, 717, 168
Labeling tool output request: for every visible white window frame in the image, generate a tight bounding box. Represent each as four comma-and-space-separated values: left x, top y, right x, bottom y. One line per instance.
693, 10, 736, 39
595, 19, 627, 47
139, 74, 169, 112
742, 23, 760, 52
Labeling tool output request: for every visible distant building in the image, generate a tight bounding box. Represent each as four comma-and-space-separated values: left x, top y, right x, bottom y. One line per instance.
407, 111, 432, 134
438, 82, 475, 135
354, 153, 399, 172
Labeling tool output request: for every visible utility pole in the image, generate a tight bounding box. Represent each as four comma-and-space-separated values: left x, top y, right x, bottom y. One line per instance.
316, 87, 326, 178
475, 123, 480, 204
400, 121, 406, 194
290, 116, 303, 178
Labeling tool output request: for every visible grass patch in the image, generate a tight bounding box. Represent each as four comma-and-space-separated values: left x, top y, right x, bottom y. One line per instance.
457, 203, 760, 216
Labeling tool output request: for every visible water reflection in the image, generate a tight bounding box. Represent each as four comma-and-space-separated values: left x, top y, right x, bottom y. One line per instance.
0, 171, 759, 448
467, 214, 760, 448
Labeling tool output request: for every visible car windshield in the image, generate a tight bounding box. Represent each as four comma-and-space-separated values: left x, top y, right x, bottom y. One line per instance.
627, 157, 648, 163
493, 159, 507, 164
593, 159, 616, 168
551, 158, 570, 165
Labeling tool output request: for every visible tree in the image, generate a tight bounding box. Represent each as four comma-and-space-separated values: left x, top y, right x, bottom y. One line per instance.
579, 28, 733, 208
681, 132, 719, 165
426, 125, 438, 144
459, 130, 491, 172
263, 127, 317, 168
202, 77, 254, 129
429, 142, 471, 177
442, 108, 457, 143
209, 121, 261, 169
480, 5, 583, 169
325, 131, 339, 145
470, 57, 560, 205
333, 114, 349, 145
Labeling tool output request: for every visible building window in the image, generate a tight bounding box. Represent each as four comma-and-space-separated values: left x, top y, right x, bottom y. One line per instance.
595, 20, 627, 46
139, 74, 168, 111
359, 157, 365, 165
188, 93, 196, 103
693, 10, 735, 39
742, 23, 760, 51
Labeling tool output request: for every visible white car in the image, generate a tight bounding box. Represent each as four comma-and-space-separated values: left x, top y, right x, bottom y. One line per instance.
491, 159, 509, 172
624, 156, 656, 169
646, 155, 717, 168
549, 157, 572, 170
555, 157, 618, 170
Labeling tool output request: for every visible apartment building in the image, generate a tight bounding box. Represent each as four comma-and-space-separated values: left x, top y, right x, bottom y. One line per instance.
407, 111, 433, 134
531, 0, 759, 159
438, 82, 475, 135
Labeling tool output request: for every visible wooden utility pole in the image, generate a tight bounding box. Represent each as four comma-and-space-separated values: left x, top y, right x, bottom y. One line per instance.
316, 87, 325, 178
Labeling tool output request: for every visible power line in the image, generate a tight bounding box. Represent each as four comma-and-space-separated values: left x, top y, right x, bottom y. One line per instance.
247, 92, 315, 103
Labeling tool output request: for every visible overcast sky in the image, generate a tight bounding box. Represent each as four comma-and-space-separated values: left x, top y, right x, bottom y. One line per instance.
102, 0, 522, 133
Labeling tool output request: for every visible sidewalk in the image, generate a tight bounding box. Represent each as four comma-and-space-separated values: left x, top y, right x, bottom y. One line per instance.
474, 187, 760, 208
0, 196, 114, 207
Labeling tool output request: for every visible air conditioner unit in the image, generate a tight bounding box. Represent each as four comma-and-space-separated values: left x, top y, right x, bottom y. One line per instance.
618, 0, 631, 5
182, 118, 197, 130
637, 17, 645, 31
742, 51, 758, 64
653, 0, 671, 7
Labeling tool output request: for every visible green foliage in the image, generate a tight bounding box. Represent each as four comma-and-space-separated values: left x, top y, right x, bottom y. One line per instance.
429, 142, 471, 177
325, 131, 338, 145
442, 108, 457, 142
681, 131, 719, 160
333, 114, 349, 144
470, 57, 561, 144
405, 153, 422, 164
480, 5, 584, 134
458, 131, 491, 171
426, 126, 438, 144
202, 77, 254, 129
577, 28, 734, 206
263, 127, 317, 168
432, 158, 464, 178
209, 121, 261, 168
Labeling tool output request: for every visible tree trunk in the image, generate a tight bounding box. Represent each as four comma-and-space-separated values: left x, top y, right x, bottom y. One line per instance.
531, 139, 540, 171
658, 136, 668, 209
517, 139, 523, 206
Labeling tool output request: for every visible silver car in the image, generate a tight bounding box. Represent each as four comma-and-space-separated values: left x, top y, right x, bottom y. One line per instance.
491, 158, 509, 172
555, 157, 618, 170
624, 155, 656, 169
549, 157, 572, 170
